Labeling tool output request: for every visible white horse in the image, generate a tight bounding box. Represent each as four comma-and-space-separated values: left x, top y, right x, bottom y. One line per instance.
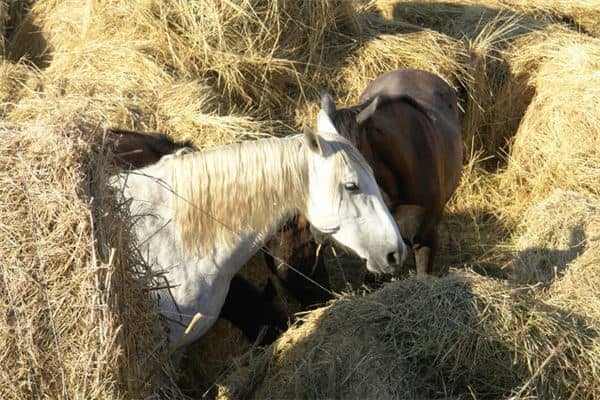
111, 109, 406, 364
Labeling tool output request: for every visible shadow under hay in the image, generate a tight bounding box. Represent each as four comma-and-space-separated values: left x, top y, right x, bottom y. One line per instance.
6, 14, 50, 68
438, 208, 589, 285
511, 227, 586, 286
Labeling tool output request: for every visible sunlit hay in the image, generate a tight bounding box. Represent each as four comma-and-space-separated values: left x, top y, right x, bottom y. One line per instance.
509, 190, 600, 285
544, 196, 600, 398
0, 121, 172, 399
0, 60, 38, 118
7, 40, 273, 149
375, 0, 599, 36
337, 30, 470, 102
459, 14, 542, 161
506, 34, 600, 201
9, 0, 361, 120
134, 0, 362, 116
467, 0, 600, 36
545, 196, 600, 398
440, 26, 600, 277
375, 0, 534, 38
548, 216, 600, 324
218, 271, 599, 399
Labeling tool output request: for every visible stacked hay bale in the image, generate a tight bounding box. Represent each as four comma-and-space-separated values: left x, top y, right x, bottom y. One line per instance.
0, 122, 164, 398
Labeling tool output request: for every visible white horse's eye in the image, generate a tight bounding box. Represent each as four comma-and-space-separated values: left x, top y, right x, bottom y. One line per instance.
344, 182, 360, 192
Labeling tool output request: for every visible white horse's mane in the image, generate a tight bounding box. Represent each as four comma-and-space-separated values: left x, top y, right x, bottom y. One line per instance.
167, 132, 369, 253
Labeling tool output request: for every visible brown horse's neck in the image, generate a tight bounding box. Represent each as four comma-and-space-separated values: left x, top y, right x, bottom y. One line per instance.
331, 100, 442, 214
330, 107, 363, 148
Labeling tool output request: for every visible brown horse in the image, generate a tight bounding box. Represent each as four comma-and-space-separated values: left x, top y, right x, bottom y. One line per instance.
266, 69, 462, 300
332, 69, 462, 275
102, 128, 195, 169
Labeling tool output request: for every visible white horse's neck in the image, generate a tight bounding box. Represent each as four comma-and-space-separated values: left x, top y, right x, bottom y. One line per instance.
114, 135, 311, 353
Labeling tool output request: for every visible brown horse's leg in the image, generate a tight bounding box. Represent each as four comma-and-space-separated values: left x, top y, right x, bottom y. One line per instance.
414, 228, 438, 276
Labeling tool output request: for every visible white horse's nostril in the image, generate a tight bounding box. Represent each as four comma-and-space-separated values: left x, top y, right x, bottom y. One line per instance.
386, 251, 398, 265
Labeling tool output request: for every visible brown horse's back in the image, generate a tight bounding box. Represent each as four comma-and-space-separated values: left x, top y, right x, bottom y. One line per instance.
103, 128, 194, 169
359, 69, 459, 127
359, 69, 462, 204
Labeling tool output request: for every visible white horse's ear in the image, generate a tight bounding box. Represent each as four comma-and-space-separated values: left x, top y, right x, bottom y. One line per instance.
304, 126, 322, 155
321, 93, 336, 119
317, 109, 339, 135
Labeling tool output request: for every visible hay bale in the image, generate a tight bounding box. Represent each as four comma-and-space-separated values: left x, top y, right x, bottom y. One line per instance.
6, 38, 272, 149
439, 26, 600, 278
0, 121, 170, 398
507, 29, 600, 200
8, 0, 361, 122
337, 30, 470, 100
474, 0, 600, 36
218, 271, 599, 399
375, 0, 599, 37
549, 226, 600, 325
510, 190, 600, 285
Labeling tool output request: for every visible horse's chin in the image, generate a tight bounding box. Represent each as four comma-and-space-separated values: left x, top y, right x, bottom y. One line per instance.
366, 259, 395, 275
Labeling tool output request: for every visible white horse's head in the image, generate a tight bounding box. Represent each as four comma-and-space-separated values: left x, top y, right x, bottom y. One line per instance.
303, 109, 406, 274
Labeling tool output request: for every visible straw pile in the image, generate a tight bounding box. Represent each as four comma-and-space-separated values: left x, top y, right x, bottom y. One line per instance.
218, 269, 599, 399
1, 0, 599, 398
0, 121, 164, 398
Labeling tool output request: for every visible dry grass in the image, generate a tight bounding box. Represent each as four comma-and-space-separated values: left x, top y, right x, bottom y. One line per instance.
507, 30, 600, 200
376, 0, 600, 36
9, 0, 362, 124
217, 270, 599, 399
0, 121, 169, 399
509, 190, 600, 285
1, 0, 599, 398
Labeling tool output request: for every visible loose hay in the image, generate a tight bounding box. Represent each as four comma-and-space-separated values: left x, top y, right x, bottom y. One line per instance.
218, 272, 599, 399
508, 30, 600, 200
376, 0, 600, 37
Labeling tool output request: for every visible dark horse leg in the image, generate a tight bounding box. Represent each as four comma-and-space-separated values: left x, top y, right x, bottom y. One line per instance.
413, 228, 438, 276
219, 275, 289, 345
